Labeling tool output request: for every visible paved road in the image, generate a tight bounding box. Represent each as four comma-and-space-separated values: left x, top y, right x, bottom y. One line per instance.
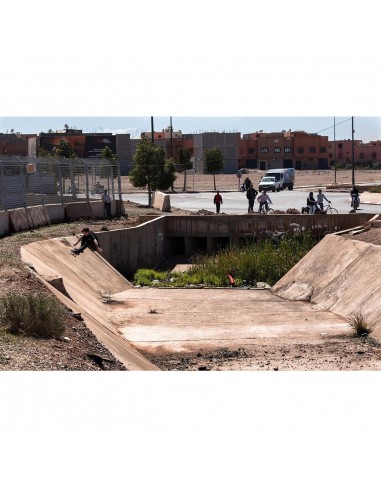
123, 190, 381, 214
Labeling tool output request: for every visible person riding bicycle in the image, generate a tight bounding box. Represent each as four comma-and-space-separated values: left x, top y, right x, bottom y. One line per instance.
350, 185, 360, 209
257, 190, 272, 213
307, 192, 318, 214
316, 189, 331, 212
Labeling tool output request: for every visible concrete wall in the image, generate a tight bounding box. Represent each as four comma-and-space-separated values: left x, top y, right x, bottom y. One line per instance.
0, 210, 9, 236
97, 216, 166, 277
272, 234, 381, 339
45, 204, 65, 223
164, 213, 374, 240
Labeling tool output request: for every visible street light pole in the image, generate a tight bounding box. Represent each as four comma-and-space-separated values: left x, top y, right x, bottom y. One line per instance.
151, 116, 154, 144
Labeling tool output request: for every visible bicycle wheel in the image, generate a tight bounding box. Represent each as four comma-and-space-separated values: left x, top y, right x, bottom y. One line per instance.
328, 207, 338, 214
267, 208, 274, 214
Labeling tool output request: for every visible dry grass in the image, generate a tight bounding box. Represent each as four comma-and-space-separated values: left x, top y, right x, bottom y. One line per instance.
348, 313, 373, 337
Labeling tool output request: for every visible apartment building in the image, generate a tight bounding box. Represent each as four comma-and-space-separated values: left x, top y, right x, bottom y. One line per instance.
1, 132, 37, 156
329, 139, 381, 165
240, 130, 329, 170
193, 132, 241, 173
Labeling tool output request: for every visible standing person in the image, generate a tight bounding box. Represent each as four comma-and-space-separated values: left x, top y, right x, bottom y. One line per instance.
101, 189, 112, 217
213, 191, 223, 213
71, 228, 103, 256
246, 183, 258, 212
316, 189, 331, 212
243, 176, 252, 191
307, 192, 318, 214
257, 189, 272, 213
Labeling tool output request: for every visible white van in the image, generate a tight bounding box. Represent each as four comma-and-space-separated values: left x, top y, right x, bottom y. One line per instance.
265, 168, 295, 190
258, 176, 281, 192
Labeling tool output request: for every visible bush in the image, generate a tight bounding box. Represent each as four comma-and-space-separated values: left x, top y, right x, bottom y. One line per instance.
348, 313, 373, 337
369, 185, 381, 193
0, 293, 66, 338
133, 268, 170, 286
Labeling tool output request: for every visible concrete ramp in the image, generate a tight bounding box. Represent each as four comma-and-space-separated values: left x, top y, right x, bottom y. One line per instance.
272, 234, 381, 338
21, 237, 159, 370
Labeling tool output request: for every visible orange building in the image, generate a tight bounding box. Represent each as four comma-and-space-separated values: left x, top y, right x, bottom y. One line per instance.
329, 139, 381, 165
239, 130, 329, 170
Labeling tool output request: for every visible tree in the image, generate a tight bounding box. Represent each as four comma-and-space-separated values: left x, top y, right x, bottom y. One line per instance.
130, 138, 174, 206
64, 123, 69, 130
163, 157, 177, 192
178, 147, 193, 191
51, 138, 77, 159
204, 147, 224, 190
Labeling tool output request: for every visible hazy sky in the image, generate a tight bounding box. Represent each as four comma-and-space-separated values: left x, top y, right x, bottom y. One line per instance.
1, 116, 380, 142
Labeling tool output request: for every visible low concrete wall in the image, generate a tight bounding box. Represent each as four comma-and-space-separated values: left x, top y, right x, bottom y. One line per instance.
98, 216, 166, 277
27, 205, 50, 228
9, 207, 33, 232
272, 234, 381, 339
0, 210, 9, 236
45, 204, 66, 224
151, 192, 171, 212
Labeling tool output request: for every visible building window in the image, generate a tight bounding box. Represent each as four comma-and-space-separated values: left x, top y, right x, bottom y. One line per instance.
360, 152, 365, 158
273, 147, 281, 153
260, 147, 269, 153
338, 153, 343, 159
297, 147, 304, 154
309, 147, 316, 153
248, 147, 255, 154
372, 152, 377, 159
320, 147, 326, 153
338, 143, 343, 149
284, 147, 291, 153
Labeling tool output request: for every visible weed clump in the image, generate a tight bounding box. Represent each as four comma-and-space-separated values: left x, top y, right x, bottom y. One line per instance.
0, 293, 66, 338
348, 313, 373, 337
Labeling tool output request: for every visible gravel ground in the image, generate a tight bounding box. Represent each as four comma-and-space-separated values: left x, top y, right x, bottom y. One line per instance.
1, 170, 380, 371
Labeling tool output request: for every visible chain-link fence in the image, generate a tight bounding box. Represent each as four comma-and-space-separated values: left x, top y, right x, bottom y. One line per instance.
0, 156, 121, 211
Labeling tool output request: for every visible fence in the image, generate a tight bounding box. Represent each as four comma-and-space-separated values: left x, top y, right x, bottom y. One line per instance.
0, 156, 122, 211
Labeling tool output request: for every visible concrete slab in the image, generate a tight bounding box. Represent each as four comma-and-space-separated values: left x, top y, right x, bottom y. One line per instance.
20, 236, 158, 371
9, 207, 33, 232
0, 210, 9, 236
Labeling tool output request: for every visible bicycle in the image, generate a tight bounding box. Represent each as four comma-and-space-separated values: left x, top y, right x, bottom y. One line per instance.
259, 205, 274, 214
320, 202, 338, 214
351, 194, 360, 211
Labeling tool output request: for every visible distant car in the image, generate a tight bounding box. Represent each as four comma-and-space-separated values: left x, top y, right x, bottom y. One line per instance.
258, 176, 281, 192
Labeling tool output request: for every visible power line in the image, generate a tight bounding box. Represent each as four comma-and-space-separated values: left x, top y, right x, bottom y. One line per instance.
315, 117, 353, 135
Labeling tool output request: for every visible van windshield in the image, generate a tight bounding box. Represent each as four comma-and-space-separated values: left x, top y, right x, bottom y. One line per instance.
261, 177, 275, 182
266, 172, 282, 180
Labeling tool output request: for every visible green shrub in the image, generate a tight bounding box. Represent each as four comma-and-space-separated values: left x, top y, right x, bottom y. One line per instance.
133, 233, 317, 288
369, 186, 381, 193
0, 293, 66, 338
133, 268, 170, 286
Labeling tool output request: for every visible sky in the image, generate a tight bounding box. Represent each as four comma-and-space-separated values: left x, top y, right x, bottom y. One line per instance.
1, 116, 381, 142
2, 1, 381, 487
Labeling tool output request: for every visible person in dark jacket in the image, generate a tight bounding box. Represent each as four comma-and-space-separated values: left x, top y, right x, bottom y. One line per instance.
71, 228, 103, 255
246, 183, 258, 212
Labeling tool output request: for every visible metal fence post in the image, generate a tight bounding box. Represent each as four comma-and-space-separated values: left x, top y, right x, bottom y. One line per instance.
0, 161, 5, 210
20, 162, 26, 208
117, 160, 122, 201
111, 162, 115, 198
38, 160, 45, 206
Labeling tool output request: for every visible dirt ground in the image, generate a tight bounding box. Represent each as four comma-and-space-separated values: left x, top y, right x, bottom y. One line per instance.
1, 169, 381, 371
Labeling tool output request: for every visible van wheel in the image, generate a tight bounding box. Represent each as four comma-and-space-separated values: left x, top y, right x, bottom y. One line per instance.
276, 188, 280, 192
288, 185, 294, 190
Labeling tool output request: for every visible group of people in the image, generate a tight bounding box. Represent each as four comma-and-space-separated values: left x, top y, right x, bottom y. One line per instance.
213, 186, 272, 214
303, 189, 331, 214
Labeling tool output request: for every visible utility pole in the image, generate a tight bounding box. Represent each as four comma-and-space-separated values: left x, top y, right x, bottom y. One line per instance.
170, 116, 173, 158
333, 116, 337, 184
351, 116, 355, 186
151, 116, 154, 143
